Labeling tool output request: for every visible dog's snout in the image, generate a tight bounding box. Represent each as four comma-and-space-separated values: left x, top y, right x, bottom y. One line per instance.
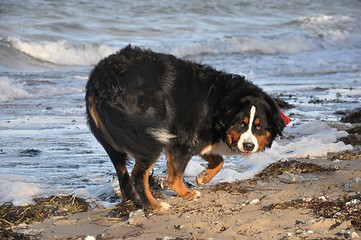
243, 142, 255, 152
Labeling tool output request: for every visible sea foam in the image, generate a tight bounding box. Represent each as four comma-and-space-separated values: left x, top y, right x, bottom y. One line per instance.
0, 77, 32, 102
0, 175, 42, 206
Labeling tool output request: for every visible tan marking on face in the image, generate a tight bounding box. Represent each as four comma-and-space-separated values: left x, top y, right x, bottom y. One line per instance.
255, 131, 271, 151
254, 117, 261, 126
243, 116, 249, 125
226, 129, 242, 145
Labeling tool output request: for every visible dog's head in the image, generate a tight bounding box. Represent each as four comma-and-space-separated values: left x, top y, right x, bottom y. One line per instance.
214, 94, 288, 155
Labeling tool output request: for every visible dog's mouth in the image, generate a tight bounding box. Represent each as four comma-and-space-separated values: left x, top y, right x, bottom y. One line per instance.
225, 141, 259, 156
225, 142, 247, 155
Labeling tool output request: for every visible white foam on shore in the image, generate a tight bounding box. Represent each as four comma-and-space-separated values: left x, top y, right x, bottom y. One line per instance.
72, 179, 120, 207
0, 175, 42, 206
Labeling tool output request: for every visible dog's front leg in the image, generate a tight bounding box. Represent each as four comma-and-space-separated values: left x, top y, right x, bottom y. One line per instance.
196, 154, 224, 186
165, 148, 201, 199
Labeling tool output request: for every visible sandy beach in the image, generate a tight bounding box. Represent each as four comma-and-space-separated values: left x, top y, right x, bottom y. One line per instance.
7, 146, 357, 240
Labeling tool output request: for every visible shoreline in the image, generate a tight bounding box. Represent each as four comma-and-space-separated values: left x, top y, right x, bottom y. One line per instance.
2, 110, 361, 239
6, 149, 360, 240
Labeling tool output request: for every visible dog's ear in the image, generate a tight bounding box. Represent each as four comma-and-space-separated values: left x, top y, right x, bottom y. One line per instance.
212, 101, 241, 141
212, 94, 250, 131
264, 95, 287, 137
212, 94, 250, 144
271, 112, 286, 137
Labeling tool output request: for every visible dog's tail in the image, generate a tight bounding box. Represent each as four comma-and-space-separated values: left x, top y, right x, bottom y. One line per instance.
87, 96, 175, 159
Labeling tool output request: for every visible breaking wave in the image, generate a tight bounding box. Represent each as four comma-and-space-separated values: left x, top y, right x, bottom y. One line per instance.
7, 37, 118, 66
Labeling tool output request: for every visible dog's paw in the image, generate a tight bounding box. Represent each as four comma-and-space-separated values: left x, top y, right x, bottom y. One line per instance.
194, 190, 201, 198
150, 201, 171, 212
158, 201, 171, 211
181, 189, 201, 199
196, 174, 206, 186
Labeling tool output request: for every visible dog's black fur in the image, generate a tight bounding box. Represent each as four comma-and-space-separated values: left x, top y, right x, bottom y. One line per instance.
86, 45, 285, 211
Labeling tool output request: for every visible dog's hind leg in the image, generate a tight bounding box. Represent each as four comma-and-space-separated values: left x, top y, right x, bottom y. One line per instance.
165, 148, 201, 199
87, 97, 137, 203
131, 154, 170, 212
103, 145, 138, 203
196, 154, 224, 186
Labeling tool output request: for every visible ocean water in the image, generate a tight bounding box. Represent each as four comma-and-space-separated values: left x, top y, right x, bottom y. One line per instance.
0, 0, 360, 205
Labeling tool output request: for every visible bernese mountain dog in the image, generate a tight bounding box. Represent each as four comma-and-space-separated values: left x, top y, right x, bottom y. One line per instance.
86, 45, 288, 211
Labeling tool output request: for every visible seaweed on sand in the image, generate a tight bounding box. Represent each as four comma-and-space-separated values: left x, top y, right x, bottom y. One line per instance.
107, 200, 142, 219
340, 108, 361, 123
262, 194, 361, 231
0, 195, 89, 239
208, 181, 252, 194
330, 149, 361, 161
255, 160, 336, 180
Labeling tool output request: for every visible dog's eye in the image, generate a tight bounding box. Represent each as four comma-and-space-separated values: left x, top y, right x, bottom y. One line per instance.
240, 122, 247, 128
255, 124, 262, 130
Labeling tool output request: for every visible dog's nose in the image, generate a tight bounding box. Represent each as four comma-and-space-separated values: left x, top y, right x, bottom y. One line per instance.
243, 142, 255, 152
